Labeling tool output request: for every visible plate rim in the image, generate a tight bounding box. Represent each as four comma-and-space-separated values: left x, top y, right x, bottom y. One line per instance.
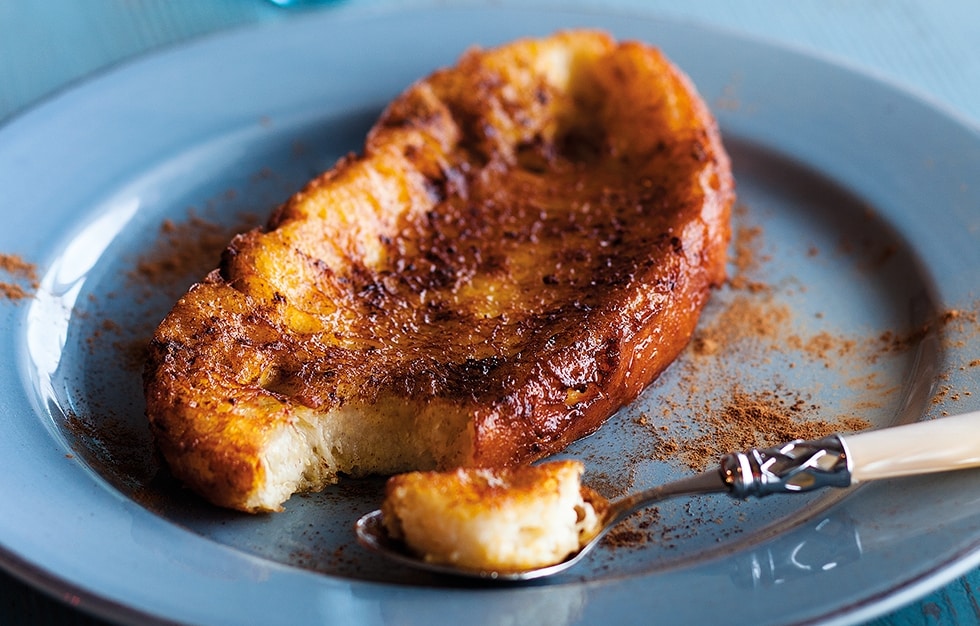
1, 4, 979, 625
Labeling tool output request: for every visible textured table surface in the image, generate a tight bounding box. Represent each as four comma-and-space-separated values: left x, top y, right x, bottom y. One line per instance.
1, 1, 979, 624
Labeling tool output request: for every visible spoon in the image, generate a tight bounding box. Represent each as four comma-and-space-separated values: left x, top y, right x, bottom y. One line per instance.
355, 410, 980, 580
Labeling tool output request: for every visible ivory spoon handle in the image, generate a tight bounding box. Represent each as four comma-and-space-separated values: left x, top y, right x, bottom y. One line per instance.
843, 411, 980, 483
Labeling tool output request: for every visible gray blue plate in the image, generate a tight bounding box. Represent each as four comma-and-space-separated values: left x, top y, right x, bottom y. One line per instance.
1, 6, 979, 625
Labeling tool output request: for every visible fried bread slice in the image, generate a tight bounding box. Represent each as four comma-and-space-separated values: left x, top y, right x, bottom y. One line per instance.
144, 30, 734, 512
382, 461, 605, 572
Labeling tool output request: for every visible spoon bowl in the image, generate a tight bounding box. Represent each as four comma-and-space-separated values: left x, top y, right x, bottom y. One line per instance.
355, 469, 729, 581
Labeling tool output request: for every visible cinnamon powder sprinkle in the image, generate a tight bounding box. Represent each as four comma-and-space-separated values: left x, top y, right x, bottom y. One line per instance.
0, 253, 39, 301
128, 211, 258, 299
692, 294, 790, 356
0, 253, 37, 278
680, 388, 870, 472
0, 283, 28, 300
131, 215, 226, 285
728, 222, 769, 293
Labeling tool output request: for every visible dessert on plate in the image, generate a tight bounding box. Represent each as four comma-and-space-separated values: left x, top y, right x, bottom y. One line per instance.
143, 30, 734, 512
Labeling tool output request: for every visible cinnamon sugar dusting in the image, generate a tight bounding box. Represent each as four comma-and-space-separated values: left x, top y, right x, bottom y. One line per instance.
681, 388, 850, 471
691, 293, 789, 355
727, 222, 769, 293
928, 308, 980, 413
0, 253, 38, 301
128, 211, 258, 298
634, 210, 959, 477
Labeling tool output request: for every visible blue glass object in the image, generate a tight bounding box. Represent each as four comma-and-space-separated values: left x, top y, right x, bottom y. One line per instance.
266, 0, 339, 6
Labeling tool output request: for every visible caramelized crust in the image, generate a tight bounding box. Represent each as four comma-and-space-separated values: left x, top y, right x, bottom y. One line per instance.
144, 30, 734, 512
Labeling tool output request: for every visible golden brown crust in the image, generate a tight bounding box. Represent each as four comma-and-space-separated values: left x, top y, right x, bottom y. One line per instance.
383, 461, 586, 517
144, 30, 734, 512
